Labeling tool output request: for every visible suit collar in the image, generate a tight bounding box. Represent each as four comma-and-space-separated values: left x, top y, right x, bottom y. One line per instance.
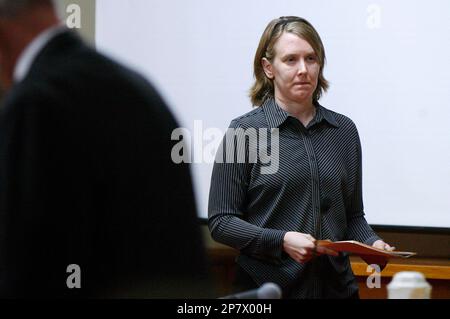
13, 25, 67, 84
22, 29, 84, 84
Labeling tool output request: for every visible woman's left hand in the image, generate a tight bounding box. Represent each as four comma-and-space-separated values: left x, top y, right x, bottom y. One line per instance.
372, 239, 395, 251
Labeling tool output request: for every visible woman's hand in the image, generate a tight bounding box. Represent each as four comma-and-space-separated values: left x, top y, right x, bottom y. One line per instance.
372, 239, 395, 251
283, 232, 338, 264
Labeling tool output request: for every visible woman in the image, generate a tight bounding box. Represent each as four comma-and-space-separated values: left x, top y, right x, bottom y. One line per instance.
208, 16, 393, 299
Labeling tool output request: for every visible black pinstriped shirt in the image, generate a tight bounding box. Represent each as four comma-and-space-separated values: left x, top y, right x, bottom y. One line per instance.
208, 98, 381, 298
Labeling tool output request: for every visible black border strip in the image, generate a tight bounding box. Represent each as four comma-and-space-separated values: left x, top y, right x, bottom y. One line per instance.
198, 218, 450, 234
371, 224, 450, 234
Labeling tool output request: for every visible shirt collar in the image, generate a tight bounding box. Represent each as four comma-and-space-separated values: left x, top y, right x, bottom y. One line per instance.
315, 102, 340, 128
261, 98, 290, 129
13, 24, 66, 84
262, 97, 340, 129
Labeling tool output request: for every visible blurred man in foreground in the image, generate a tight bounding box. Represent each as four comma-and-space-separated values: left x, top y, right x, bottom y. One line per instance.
0, 0, 209, 298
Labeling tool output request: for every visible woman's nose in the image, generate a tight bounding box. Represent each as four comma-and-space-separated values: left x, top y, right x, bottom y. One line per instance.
297, 59, 307, 74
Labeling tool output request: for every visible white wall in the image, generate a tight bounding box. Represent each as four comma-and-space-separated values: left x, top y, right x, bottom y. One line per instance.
96, 0, 450, 228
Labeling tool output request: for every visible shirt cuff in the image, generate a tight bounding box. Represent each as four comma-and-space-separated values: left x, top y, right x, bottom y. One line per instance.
364, 235, 382, 246
257, 228, 288, 263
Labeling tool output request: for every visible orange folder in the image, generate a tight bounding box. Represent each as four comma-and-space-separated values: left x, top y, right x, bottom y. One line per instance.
317, 240, 416, 270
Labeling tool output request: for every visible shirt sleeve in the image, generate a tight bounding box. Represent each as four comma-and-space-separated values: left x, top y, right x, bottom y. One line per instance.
208, 120, 287, 264
344, 123, 381, 245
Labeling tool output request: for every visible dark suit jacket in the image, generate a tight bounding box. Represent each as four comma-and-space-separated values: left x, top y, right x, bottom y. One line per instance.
0, 30, 208, 298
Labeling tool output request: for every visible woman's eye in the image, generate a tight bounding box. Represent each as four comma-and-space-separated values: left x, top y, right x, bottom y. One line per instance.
307, 56, 317, 62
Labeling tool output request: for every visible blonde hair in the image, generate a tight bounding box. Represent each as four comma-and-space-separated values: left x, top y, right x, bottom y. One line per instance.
249, 16, 329, 106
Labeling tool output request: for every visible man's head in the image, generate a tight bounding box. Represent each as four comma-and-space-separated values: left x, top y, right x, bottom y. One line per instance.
0, 0, 57, 90
0, 0, 54, 17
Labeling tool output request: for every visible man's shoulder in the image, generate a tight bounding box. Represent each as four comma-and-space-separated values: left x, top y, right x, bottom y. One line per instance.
27, 31, 153, 96
17, 35, 166, 113
4, 52, 175, 134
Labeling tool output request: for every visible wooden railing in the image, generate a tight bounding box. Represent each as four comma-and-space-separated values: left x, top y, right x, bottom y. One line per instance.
207, 247, 450, 299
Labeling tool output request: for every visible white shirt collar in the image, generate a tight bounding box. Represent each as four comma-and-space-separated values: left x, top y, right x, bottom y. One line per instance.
13, 24, 66, 83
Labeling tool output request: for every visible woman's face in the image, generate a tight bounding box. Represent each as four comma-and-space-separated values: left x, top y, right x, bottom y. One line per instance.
262, 32, 320, 106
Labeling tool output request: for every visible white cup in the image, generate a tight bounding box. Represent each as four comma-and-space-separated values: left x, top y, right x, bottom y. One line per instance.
387, 271, 432, 299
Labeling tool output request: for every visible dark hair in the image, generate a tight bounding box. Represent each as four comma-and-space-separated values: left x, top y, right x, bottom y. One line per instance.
0, 0, 54, 17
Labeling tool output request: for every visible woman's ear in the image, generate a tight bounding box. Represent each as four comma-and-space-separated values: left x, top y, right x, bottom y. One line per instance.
262, 57, 274, 79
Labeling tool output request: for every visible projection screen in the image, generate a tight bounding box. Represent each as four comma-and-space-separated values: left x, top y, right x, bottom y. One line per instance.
96, 0, 450, 229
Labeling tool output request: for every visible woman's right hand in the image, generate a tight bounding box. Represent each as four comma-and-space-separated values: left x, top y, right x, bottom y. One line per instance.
283, 232, 338, 264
